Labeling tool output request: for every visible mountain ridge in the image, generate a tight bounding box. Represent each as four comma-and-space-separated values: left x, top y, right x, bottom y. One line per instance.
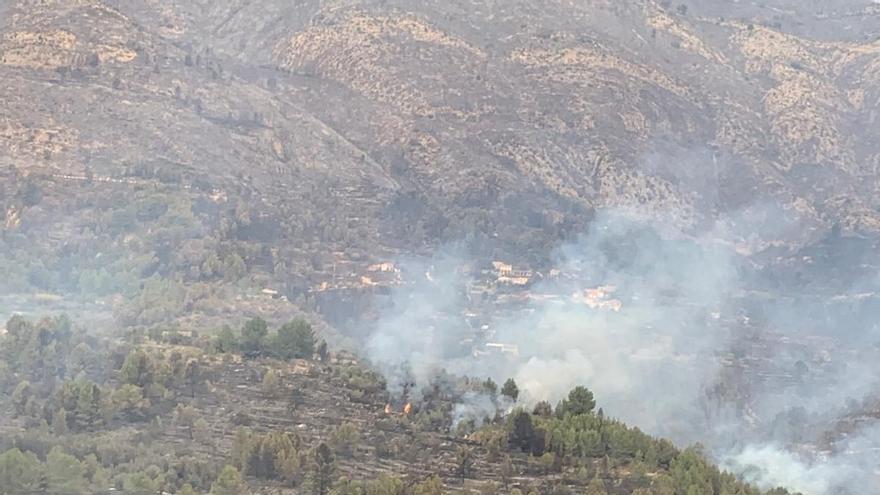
2, 1, 880, 328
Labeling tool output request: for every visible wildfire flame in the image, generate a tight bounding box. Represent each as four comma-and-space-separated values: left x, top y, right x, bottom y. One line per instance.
384, 403, 393, 415
402, 402, 412, 415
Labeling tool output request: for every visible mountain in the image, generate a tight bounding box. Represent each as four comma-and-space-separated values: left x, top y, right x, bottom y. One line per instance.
3, 1, 880, 493
4, 1, 880, 275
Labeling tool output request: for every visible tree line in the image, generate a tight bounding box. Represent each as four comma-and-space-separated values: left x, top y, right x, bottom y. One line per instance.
215, 317, 326, 361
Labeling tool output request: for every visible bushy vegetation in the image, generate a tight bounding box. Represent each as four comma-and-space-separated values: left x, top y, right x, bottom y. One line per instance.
471, 385, 792, 495
231, 429, 303, 483
214, 317, 323, 361
0, 315, 800, 495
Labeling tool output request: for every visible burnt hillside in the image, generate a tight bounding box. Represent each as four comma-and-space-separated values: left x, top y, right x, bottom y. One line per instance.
3, 1, 880, 277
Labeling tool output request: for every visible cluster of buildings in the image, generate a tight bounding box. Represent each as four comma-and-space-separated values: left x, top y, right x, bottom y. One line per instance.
491, 261, 534, 286
300, 256, 628, 359
571, 286, 622, 312
360, 262, 402, 286
308, 257, 403, 293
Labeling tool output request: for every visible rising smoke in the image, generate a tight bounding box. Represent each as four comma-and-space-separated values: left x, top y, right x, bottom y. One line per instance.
363, 209, 880, 494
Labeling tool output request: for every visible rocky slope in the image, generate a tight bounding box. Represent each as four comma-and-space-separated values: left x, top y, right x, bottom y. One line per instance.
2, 0, 880, 303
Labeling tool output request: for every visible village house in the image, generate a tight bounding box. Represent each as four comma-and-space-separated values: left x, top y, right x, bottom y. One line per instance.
492, 261, 513, 276
572, 285, 622, 311
492, 260, 533, 285
260, 288, 288, 301
360, 261, 402, 287
367, 262, 400, 273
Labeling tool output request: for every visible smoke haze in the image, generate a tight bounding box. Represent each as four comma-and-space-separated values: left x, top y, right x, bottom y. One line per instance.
5, 0, 880, 492
364, 210, 880, 494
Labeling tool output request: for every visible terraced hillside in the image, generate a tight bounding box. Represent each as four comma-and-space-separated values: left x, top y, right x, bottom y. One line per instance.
0, 313, 796, 495
2, 0, 880, 319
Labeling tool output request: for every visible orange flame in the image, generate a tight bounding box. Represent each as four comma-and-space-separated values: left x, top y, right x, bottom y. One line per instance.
402, 402, 412, 415
384, 403, 393, 415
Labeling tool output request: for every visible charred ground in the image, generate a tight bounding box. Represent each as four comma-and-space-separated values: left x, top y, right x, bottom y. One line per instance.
3, 1, 880, 309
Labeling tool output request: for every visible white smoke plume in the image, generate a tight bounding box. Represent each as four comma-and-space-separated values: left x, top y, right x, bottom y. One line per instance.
364, 248, 477, 399
362, 209, 880, 494
724, 423, 880, 495
723, 445, 842, 495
